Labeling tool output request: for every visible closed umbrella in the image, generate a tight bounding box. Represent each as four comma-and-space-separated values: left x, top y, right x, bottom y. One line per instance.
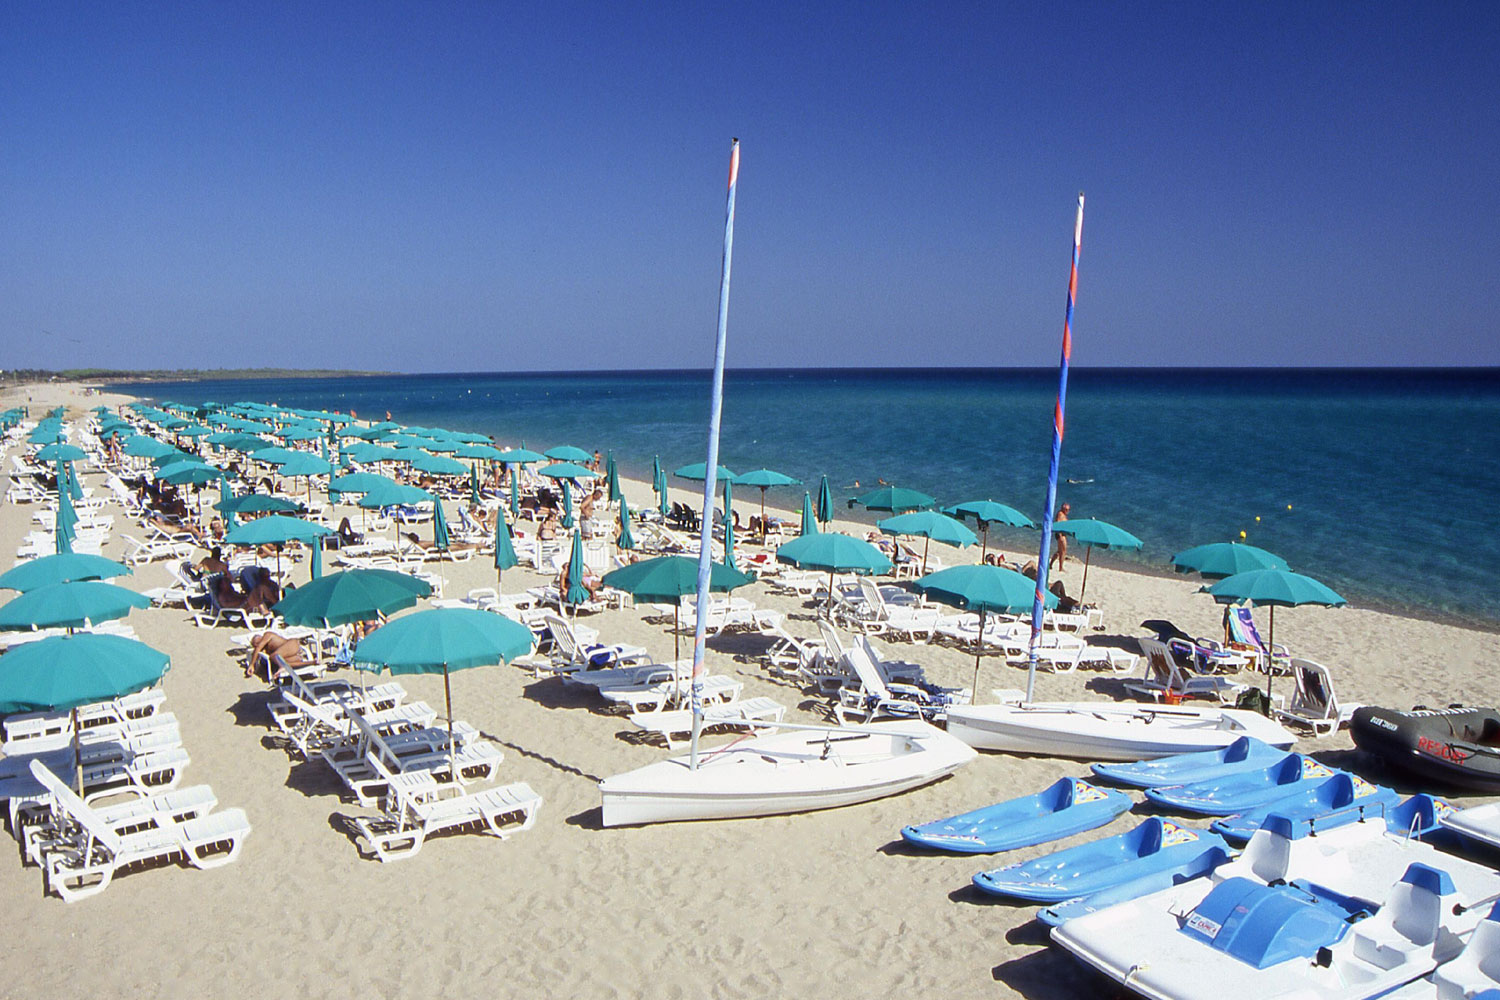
352, 608, 534, 778
876, 510, 977, 575
54, 461, 77, 555
722, 478, 736, 570
816, 475, 834, 525
915, 564, 1057, 700
617, 496, 636, 551
563, 531, 589, 610
494, 511, 519, 587
606, 453, 622, 503
775, 533, 893, 613
944, 499, 1035, 562
799, 492, 818, 536
653, 456, 668, 517
1052, 517, 1144, 600
561, 479, 574, 530
1202, 569, 1346, 701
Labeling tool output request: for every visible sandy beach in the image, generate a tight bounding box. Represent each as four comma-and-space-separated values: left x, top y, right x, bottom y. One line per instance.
3, 378, 1498, 1000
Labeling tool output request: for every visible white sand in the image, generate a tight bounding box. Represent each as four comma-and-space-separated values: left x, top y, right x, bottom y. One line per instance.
2, 379, 1497, 999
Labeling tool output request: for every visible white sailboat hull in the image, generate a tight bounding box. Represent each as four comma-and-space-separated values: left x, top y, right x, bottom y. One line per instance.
598, 720, 977, 827
943, 701, 1296, 761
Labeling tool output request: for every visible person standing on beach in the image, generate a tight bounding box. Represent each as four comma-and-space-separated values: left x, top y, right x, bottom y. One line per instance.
1050, 503, 1070, 570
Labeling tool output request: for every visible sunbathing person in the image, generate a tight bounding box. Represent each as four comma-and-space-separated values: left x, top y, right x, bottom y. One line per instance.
402, 531, 480, 553
191, 545, 229, 578
334, 516, 363, 547
558, 560, 602, 600
245, 631, 315, 679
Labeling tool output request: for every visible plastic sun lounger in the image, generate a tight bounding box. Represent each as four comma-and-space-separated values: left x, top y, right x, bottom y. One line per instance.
28, 761, 250, 902
352, 775, 541, 862
271, 691, 436, 759
596, 675, 744, 715
627, 697, 787, 750
23, 783, 219, 867
326, 714, 502, 807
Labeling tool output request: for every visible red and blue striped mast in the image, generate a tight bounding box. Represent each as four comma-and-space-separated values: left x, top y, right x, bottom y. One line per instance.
1026, 193, 1084, 702
689, 138, 740, 769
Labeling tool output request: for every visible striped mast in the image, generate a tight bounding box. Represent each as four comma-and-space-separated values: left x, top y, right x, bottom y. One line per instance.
1026, 193, 1085, 702
689, 138, 741, 770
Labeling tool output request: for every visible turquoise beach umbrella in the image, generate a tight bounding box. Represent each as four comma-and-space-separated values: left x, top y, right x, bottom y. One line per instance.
0, 581, 150, 631
606, 453, 622, 503
35, 443, 86, 463
561, 479, 574, 529
539, 461, 597, 480
494, 512, 519, 585
122, 436, 175, 459
0, 633, 168, 715
54, 473, 77, 555
412, 453, 466, 477
817, 475, 834, 525
944, 499, 1036, 561
674, 462, 735, 482
216, 494, 302, 517
495, 448, 546, 465
357, 483, 436, 509
654, 457, 668, 517
310, 537, 323, 580
352, 607, 535, 776
915, 563, 1058, 698
1053, 517, 1144, 599
776, 532, 894, 612
800, 492, 818, 536
432, 499, 451, 552
0, 553, 131, 593
733, 468, 802, 541
469, 466, 481, 506
273, 569, 431, 628
601, 554, 754, 662
1203, 569, 1346, 700
1172, 542, 1289, 580
545, 445, 593, 464
617, 496, 636, 551
328, 472, 396, 496
850, 485, 934, 514
563, 532, 589, 608
509, 466, 520, 519
223, 514, 332, 547
877, 510, 977, 575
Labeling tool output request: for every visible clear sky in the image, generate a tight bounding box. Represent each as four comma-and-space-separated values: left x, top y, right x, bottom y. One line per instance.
3, 2, 1498, 371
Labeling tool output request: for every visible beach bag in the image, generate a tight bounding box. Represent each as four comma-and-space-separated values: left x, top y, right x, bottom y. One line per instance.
1235, 688, 1273, 716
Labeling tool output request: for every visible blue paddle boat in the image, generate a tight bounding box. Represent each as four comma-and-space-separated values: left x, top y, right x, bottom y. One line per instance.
972, 817, 1229, 903
1208, 773, 1415, 843
1144, 754, 1345, 817
1090, 736, 1290, 789
901, 778, 1132, 854
1037, 843, 1233, 927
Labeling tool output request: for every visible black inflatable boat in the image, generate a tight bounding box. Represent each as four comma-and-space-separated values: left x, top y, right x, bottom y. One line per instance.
1350, 705, 1500, 792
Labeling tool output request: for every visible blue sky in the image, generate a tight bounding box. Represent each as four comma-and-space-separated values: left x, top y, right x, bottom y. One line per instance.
3, 2, 1497, 371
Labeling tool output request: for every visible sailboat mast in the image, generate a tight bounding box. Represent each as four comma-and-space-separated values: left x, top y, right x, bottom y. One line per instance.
689, 138, 741, 770
1026, 193, 1085, 702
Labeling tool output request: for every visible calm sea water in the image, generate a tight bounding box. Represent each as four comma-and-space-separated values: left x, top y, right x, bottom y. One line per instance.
137, 368, 1500, 628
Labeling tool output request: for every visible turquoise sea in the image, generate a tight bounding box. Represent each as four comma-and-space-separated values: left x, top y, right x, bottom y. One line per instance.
137, 368, 1500, 629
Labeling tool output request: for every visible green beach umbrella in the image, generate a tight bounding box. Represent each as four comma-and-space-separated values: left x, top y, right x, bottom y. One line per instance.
123, 436, 176, 459
617, 496, 636, 551
35, 443, 86, 463
468, 466, 482, 506
1203, 569, 1346, 700
674, 462, 735, 482
606, 453, 622, 503
944, 499, 1036, 562
915, 564, 1058, 699
800, 492, 818, 536
817, 475, 834, 525
411, 452, 466, 477
563, 531, 589, 608
0, 553, 131, 593
776, 533, 894, 612
495, 448, 546, 465
1052, 517, 1144, 600
733, 468, 802, 541
722, 478, 736, 570
876, 510, 978, 575
215, 494, 303, 516
223, 513, 333, 580
272, 569, 431, 628
539, 461, 597, 481
601, 554, 754, 662
653, 456, 668, 517
494, 511, 519, 585
155, 461, 222, 487
0, 581, 151, 631
432, 499, 451, 552
1172, 541, 1289, 580
545, 445, 593, 464
352, 607, 535, 777
561, 479, 574, 529
849, 485, 935, 514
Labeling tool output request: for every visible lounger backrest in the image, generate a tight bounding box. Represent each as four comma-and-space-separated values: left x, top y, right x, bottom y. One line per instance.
1137, 639, 1177, 686
1291, 659, 1334, 715
351, 712, 400, 770
544, 615, 578, 658
843, 644, 890, 699
28, 760, 123, 854
816, 619, 846, 659
1231, 608, 1266, 651
857, 578, 887, 615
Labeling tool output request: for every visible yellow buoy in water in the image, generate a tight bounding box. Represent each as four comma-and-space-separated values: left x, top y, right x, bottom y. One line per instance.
1239, 530, 1247, 539
1255, 516, 1261, 522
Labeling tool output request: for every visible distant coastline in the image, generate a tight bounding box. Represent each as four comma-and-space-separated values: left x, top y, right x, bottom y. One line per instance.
1, 367, 390, 386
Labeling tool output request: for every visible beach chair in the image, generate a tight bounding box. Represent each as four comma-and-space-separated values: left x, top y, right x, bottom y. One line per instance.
272, 691, 439, 759
834, 643, 970, 724
1228, 606, 1292, 676
541, 613, 650, 674
22, 783, 218, 867
761, 619, 832, 685
327, 713, 504, 807
352, 776, 541, 862
596, 674, 743, 714
851, 578, 941, 642
28, 761, 250, 902
855, 634, 928, 686
6, 743, 193, 836
1123, 638, 1250, 704
3, 690, 167, 754
1274, 658, 1362, 736
562, 660, 690, 692
627, 698, 787, 749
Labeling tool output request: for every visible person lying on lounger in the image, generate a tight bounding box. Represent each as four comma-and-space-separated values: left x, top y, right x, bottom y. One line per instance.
244, 631, 315, 679
401, 531, 480, 553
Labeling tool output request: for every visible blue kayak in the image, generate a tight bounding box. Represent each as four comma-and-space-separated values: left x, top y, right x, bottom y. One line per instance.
1090, 736, 1290, 789
901, 778, 1133, 854
1208, 773, 1401, 843
1036, 844, 1233, 927
972, 817, 1229, 903
1144, 754, 1345, 817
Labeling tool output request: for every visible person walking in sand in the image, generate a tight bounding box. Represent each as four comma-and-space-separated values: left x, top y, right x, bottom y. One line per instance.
1049, 503, 1070, 570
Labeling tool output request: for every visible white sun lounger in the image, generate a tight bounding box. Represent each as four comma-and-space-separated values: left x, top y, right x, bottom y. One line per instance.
23, 783, 219, 867
627, 697, 787, 749
352, 773, 540, 862
28, 761, 250, 902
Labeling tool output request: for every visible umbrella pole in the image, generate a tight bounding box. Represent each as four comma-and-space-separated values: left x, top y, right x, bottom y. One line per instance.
922, 536, 931, 576
980, 523, 989, 563
72, 708, 83, 796
1266, 606, 1275, 701
1080, 546, 1093, 601
826, 568, 835, 615
673, 603, 683, 702
760, 490, 767, 544
970, 608, 986, 707
443, 664, 458, 782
